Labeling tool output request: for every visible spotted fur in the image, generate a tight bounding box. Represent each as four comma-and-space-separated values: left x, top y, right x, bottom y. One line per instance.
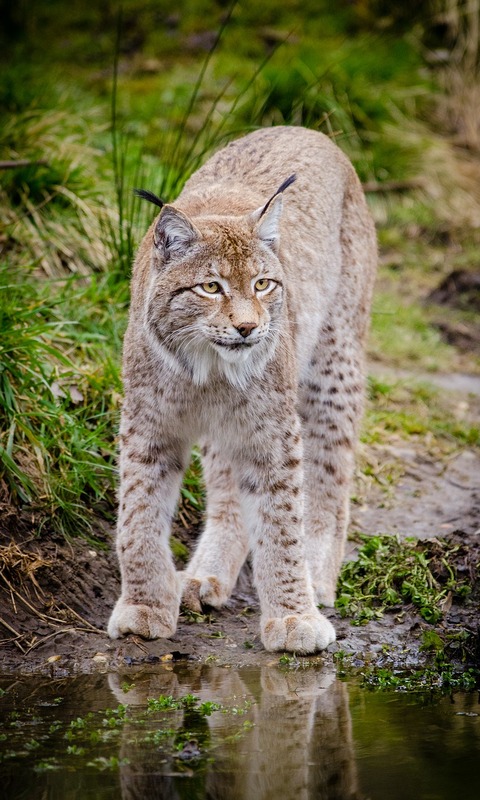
108, 126, 377, 654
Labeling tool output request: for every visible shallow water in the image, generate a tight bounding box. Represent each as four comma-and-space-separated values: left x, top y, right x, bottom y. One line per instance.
0, 665, 479, 800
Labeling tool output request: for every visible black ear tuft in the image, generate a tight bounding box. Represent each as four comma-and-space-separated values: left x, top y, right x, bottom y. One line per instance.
259, 174, 296, 219
134, 188, 165, 210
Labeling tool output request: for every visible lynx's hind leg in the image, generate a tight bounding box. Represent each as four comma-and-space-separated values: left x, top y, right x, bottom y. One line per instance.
182, 443, 249, 612
301, 172, 376, 607
300, 331, 365, 607
299, 171, 377, 605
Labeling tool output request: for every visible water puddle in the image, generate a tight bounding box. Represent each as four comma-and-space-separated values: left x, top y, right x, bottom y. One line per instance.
1, 664, 479, 799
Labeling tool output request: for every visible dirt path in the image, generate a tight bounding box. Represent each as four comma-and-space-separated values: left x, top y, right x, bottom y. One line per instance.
1, 373, 479, 676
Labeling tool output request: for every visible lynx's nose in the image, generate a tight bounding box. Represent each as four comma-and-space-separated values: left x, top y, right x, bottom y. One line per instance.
236, 322, 257, 338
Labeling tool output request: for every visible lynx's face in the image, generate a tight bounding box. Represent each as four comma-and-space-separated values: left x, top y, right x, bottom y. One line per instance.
144, 191, 289, 386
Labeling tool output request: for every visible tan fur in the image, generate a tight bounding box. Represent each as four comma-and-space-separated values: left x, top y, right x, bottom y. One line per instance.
108, 126, 377, 653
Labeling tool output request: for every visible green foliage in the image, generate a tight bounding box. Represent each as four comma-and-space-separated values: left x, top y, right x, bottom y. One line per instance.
180, 449, 205, 512
360, 665, 479, 692
0, 263, 124, 535
86, 755, 130, 770
146, 693, 222, 715
336, 534, 471, 624
147, 695, 183, 712
279, 653, 298, 665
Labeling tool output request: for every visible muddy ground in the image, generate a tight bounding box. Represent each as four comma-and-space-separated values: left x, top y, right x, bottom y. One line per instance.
0, 374, 479, 677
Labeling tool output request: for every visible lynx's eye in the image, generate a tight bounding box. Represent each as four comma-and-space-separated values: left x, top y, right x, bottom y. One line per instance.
254, 278, 273, 293
192, 280, 225, 298
201, 281, 221, 294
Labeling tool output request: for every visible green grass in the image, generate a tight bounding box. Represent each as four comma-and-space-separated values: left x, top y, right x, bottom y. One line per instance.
335, 534, 472, 625
0, 263, 125, 536
370, 295, 456, 371
364, 377, 480, 450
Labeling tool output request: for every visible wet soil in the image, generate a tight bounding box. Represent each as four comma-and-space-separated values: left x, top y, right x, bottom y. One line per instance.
427, 269, 480, 313
426, 268, 480, 354
0, 376, 479, 676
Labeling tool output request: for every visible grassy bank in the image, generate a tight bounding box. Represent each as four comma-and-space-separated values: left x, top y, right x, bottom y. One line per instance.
1, 1, 479, 538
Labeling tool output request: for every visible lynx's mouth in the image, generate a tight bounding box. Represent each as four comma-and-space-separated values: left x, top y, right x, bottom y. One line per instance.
212, 339, 256, 350
211, 338, 258, 364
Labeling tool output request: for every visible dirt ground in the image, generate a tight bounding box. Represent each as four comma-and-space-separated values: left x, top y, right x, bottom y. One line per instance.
0, 375, 479, 677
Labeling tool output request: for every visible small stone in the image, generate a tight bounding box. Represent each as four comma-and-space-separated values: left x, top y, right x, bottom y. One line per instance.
92, 653, 108, 665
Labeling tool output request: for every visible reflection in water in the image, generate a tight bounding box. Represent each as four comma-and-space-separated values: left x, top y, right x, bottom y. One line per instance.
1, 666, 480, 800
108, 666, 360, 800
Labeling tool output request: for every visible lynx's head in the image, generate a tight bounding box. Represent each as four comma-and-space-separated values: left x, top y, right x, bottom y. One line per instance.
138, 176, 295, 388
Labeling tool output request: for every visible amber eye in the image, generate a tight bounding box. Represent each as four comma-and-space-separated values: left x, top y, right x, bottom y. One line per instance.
201, 281, 221, 294
255, 278, 271, 292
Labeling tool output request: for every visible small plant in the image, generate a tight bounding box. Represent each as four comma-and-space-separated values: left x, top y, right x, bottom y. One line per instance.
179, 694, 200, 709
360, 664, 479, 692
279, 653, 298, 665
34, 759, 59, 772
146, 694, 223, 716
147, 695, 182, 712
66, 744, 85, 756
87, 756, 130, 770
198, 701, 222, 717
335, 534, 471, 624
181, 608, 211, 624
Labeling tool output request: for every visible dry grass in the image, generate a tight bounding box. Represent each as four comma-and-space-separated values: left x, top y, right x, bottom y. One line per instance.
0, 107, 112, 277
0, 540, 103, 653
428, 2, 480, 179
374, 108, 480, 228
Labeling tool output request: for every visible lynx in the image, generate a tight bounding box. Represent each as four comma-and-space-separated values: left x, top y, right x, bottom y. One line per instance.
108, 126, 376, 654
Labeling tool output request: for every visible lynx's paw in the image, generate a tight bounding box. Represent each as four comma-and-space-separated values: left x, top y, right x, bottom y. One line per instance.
260, 611, 336, 654
108, 599, 179, 640
181, 575, 229, 612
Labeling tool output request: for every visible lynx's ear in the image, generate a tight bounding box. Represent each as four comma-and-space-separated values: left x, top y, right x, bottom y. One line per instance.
153, 206, 201, 261
251, 174, 296, 251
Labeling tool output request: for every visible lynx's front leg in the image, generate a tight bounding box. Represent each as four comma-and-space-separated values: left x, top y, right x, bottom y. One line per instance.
182, 442, 249, 612
240, 416, 336, 655
108, 401, 190, 640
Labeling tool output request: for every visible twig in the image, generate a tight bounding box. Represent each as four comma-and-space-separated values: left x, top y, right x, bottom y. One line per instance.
0, 617, 27, 652
2, 573, 91, 628
2, 572, 104, 634
0, 159, 48, 170
22, 627, 96, 656
59, 601, 104, 634
2, 574, 65, 624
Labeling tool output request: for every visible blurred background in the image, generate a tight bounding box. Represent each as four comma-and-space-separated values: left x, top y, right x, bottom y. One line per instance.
0, 1, 479, 538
